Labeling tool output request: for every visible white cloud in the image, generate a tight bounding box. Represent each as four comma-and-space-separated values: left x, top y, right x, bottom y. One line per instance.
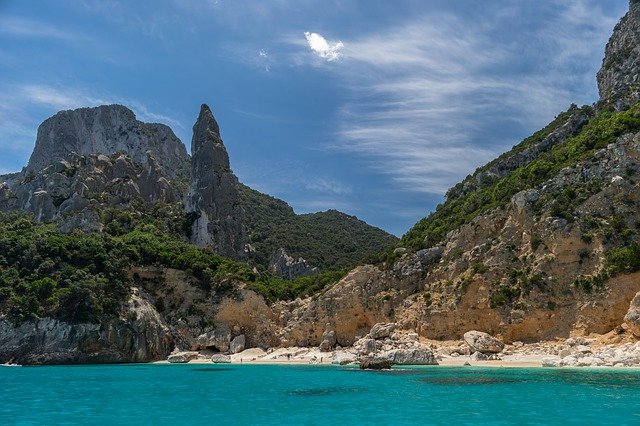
315, 2, 622, 195
304, 32, 344, 62
18, 85, 184, 130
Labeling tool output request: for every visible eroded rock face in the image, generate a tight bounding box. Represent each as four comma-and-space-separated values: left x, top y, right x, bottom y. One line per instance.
269, 248, 319, 280
598, 0, 640, 110
624, 292, 640, 337
463, 331, 505, 354
26, 105, 189, 180
0, 153, 181, 233
0, 287, 173, 364
195, 324, 232, 352
185, 104, 245, 259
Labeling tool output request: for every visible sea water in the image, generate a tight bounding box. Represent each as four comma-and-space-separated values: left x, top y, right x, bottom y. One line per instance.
1, 364, 640, 425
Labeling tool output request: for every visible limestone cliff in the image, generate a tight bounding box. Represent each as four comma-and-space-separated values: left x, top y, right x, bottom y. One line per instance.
185, 104, 246, 259
0, 288, 172, 364
598, 0, 640, 110
26, 105, 190, 181
0, 152, 179, 233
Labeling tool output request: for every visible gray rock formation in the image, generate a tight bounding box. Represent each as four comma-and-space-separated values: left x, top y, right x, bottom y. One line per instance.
195, 323, 232, 352
230, 334, 246, 354
369, 323, 396, 340
210, 354, 232, 363
26, 105, 189, 180
463, 330, 505, 354
185, 104, 246, 259
0, 152, 180, 233
624, 292, 640, 337
319, 328, 337, 352
382, 348, 438, 365
167, 351, 199, 363
268, 248, 319, 280
0, 287, 173, 364
598, 0, 640, 110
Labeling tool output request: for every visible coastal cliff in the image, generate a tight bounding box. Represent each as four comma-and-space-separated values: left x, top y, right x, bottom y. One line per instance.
2, 2, 640, 365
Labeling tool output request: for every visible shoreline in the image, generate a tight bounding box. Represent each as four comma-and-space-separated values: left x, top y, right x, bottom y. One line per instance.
154, 333, 640, 369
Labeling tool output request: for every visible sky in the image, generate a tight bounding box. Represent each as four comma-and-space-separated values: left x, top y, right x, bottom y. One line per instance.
0, 0, 629, 236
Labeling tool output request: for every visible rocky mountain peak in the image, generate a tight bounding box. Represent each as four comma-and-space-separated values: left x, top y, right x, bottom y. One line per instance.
597, 0, 640, 110
26, 104, 190, 180
196, 103, 220, 137
185, 104, 246, 259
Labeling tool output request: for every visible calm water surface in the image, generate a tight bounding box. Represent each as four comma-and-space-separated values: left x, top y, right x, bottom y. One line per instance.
1, 364, 639, 425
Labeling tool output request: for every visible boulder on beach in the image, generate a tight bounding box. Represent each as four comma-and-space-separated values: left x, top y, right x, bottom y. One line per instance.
167, 351, 198, 364
369, 323, 396, 340
463, 330, 505, 353
211, 354, 231, 363
332, 352, 358, 365
230, 335, 246, 354
382, 348, 438, 365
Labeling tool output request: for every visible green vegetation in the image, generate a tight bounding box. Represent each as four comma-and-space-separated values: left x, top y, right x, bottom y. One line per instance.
401, 102, 640, 250
246, 270, 347, 303
239, 184, 398, 270
0, 211, 349, 324
605, 243, 640, 275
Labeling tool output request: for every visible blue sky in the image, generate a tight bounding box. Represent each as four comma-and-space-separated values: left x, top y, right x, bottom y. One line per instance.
0, 0, 629, 236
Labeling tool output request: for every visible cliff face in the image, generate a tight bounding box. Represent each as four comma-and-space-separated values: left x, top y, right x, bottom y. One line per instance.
26, 105, 190, 181
185, 104, 246, 259
597, 0, 640, 110
0, 288, 173, 364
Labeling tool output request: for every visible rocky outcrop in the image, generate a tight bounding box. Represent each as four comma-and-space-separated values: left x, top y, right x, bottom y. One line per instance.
0, 153, 180, 233
624, 292, 640, 337
195, 324, 232, 352
445, 107, 591, 202
268, 248, 319, 279
0, 287, 172, 364
598, 0, 640, 110
26, 105, 189, 180
185, 104, 246, 259
463, 331, 505, 353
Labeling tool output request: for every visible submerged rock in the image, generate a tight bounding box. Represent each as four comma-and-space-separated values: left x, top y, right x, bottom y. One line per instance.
359, 356, 392, 370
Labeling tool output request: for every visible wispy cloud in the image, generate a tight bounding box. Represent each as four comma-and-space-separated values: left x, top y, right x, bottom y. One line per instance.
311, 1, 621, 195
0, 16, 84, 42
18, 84, 184, 129
304, 32, 344, 62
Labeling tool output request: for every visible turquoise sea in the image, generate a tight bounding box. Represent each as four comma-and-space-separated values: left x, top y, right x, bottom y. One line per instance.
1, 364, 640, 425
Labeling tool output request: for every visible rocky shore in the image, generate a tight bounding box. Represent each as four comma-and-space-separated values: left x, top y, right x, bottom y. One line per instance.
158, 322, 640, 369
